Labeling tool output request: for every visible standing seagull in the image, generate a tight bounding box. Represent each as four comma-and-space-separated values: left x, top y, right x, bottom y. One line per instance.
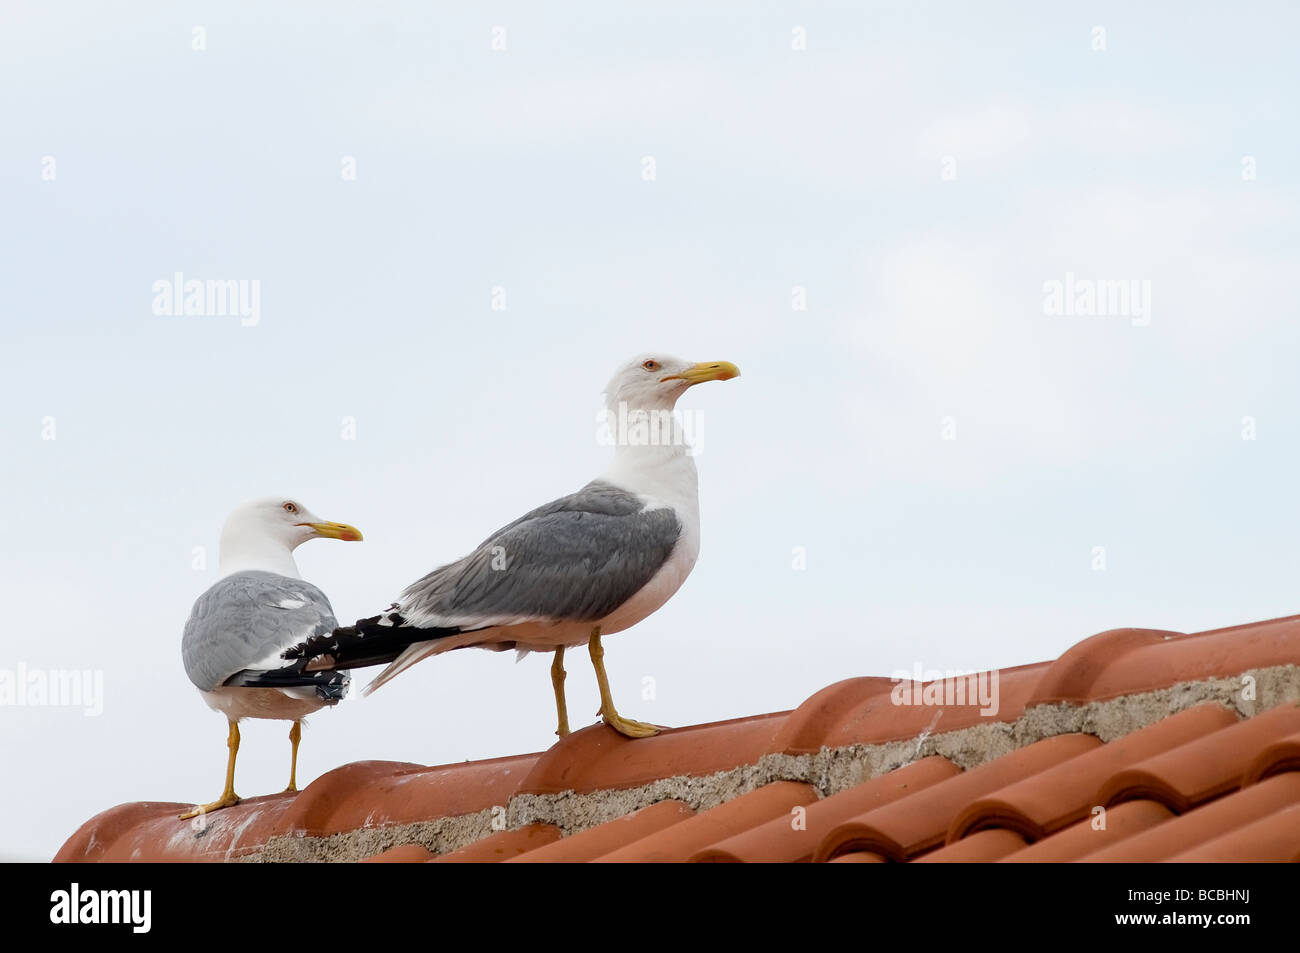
179, 497, 363, 818
278, 354, 739, 739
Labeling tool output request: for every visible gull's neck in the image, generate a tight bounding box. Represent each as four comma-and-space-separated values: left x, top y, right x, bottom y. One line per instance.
218, 531, 302, 580
599, 399, 700, 516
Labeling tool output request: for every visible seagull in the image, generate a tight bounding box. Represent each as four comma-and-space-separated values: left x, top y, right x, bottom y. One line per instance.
277, 354, 739, 739
179, 497, 363, 818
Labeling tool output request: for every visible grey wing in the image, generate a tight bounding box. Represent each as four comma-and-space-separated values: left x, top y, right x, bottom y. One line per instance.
181, 570, 339, 691
398, 480, 682, 627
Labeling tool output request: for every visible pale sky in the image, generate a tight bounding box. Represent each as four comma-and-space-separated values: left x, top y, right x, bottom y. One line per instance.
3, 2, 1299, 860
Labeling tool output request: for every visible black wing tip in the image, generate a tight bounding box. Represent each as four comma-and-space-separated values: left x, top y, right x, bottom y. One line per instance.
222, 667, 351, 702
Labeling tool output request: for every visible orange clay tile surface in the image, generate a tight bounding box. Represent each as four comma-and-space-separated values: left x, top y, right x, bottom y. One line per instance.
55, 614, 1300, 862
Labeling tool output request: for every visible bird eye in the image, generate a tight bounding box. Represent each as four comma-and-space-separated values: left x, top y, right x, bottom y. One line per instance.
642, 360, 660, 371
283, 502, 298, 514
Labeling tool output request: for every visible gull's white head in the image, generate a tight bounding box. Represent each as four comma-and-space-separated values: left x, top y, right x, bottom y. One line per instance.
218, 496, 363, 579
604, 354, 740, 413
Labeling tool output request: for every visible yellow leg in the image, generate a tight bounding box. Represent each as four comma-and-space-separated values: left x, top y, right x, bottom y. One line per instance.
588, 627, 659, 738
552, 648, 570, 737
180, 721, 242, 819
284, 720, 302, 793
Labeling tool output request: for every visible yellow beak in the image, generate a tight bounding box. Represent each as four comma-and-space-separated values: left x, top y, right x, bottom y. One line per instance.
661, 360, 741, 384
300, 521, 364, 542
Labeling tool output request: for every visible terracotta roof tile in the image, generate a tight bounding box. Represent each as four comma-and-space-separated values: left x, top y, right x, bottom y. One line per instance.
948, 704, 1238, 841
827, 851, 888, 863
769, 677, 897, 754
1081, 773, 1300, 862
1031, 617, 1300, 702
913, 828, 1028, 863
1000, 800, 1176, 863
1023, 628, 1182, 704
506, 800, 695, 863
1166, 803, 1300, 862
691, 756, 961, 863
809, 665, 1050, 748
516, 714, 787, 796
53, 613, 1300, 863
1244, 729, 1300, 783
595, 782, 816, 863
1097, 702, 1300, 811
55, 796, 299, 863
288, 758, 538, 836
813, 734, 1102, 862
